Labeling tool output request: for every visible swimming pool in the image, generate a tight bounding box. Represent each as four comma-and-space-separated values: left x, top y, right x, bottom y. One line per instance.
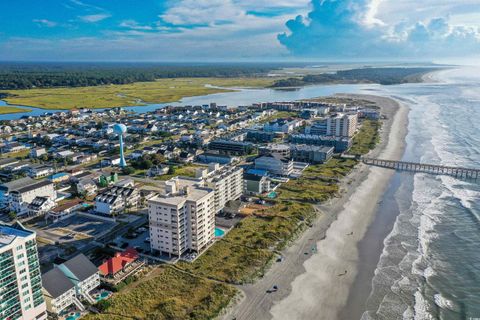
215, 227, 225, 237
95, 291, 110, 301
65, 312, 81, 320
267, 192, 277, 199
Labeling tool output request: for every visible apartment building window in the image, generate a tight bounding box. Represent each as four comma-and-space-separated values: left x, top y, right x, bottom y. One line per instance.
16, 245, 23, 250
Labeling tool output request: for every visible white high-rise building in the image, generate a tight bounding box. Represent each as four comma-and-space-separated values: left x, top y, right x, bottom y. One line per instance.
306, 113, 358, 137
0, 222, 47, 320
196, 163, 243, 213
148, 180, 215, 257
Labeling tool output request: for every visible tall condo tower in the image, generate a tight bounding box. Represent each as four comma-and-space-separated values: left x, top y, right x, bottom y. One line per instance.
113, 123, 127, 167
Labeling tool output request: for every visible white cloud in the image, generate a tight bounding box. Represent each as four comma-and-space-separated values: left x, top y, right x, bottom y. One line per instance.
119, 20, 154, 31
33, 19, 58, 27
79, 14, 111, 23
160, 0, 244, 26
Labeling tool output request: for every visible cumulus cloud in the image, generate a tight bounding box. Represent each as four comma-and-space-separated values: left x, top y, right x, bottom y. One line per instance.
278, 0, 480, 59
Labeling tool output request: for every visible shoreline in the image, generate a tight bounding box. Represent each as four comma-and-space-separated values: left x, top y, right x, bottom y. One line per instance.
221, 94, 409, 320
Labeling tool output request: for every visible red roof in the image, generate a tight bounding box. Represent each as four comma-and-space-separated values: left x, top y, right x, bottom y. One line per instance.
98, 247, 139, 276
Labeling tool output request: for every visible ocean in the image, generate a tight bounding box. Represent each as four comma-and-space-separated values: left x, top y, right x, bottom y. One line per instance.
361, 67, 480, 320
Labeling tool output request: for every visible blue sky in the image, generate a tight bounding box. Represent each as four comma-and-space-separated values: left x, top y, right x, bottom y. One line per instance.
0, 0, 479, 61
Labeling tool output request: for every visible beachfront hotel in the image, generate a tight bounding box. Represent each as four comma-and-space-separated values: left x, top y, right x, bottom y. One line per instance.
148, 179, 216, 257
0, 222, 47, 320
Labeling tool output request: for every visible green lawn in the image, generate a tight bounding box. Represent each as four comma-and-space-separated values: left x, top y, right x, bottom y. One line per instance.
154, 164, 203, 181
0, 77, 277, 110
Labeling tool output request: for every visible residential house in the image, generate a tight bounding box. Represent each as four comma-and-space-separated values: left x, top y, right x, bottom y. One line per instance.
98, 247, 139, 278
94, 186, 139, 215
244, 173, 271, 195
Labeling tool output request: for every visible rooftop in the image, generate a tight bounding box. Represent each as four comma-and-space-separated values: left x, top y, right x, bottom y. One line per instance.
0, 222, 34, 248
0, 177, 35, 192
61, 253, 98, 282
98, 247, 139, 276
42, 267, 75, 299
150, 185, 213, 206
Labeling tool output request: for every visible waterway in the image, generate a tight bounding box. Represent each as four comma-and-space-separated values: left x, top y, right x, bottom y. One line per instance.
0, 83, 379, 121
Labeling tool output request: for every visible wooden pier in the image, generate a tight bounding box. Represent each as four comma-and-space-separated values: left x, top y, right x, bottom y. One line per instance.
362, 158, 480, 179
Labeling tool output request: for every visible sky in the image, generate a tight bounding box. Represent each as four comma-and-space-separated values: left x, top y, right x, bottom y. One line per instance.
0, 0, 479, 62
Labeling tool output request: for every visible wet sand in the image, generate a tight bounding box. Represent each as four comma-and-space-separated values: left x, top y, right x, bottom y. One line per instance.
220, 94, 409, 320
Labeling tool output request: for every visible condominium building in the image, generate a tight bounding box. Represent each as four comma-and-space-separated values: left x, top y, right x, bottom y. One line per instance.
306, 113, 358, 137
258, 143, 291, 158
208, 139, 254, 155
0, 222, 47, 320
289, 134, 352, 153
290, 145, 334, 164
196, 163, 243, 213
0, 178, 57, 215
148, 180, 215, 257
255, 154, 294, 176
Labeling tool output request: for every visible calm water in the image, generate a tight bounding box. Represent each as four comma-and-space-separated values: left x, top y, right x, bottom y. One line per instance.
0, 100, 67, 120
362, 68, 480, 320
0, 83, 377, 120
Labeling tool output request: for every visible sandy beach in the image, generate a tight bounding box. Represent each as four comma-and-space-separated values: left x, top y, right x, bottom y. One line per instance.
221, 94, 409, 320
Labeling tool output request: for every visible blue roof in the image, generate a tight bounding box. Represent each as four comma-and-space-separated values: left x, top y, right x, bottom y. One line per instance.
247, 169, 269, 176
50, 172, 69, 179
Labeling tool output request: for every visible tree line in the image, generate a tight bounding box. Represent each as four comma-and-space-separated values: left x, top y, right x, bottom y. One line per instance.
271, 67, 441, 87
0, 62, 291, 90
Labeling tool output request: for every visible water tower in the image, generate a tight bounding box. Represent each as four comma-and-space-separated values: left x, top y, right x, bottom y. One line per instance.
113, 123, 127, 168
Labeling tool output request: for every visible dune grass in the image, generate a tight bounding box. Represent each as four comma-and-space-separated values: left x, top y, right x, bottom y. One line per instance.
84, 267, 236, 320
349, 120, 381, 155
0, 77, 276, 110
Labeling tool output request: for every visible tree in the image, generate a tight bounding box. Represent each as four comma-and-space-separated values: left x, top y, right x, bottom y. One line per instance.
8, 211, 16, 221
122, 167, 135, 175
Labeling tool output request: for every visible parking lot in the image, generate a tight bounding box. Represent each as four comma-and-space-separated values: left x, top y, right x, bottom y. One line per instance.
112, 227, 151, 254
28, 214, 118, 244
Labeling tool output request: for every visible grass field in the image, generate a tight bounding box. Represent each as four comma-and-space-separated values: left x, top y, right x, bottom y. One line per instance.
0, 106, 31, 114
154, 164, 203, 181
0, 77, 277, 110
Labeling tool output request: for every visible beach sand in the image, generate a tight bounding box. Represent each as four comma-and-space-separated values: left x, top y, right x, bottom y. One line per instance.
220, 94, 409, 320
